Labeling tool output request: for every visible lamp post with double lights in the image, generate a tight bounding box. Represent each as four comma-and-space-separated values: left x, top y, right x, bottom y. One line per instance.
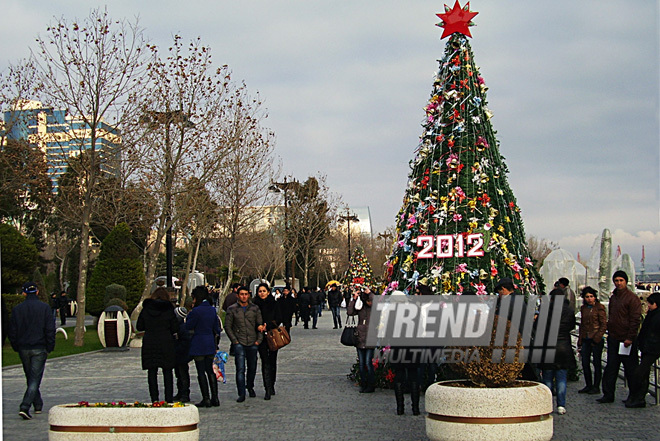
338, 208, 359, 264
269, 177, 298, 288
140, 109, 195, 290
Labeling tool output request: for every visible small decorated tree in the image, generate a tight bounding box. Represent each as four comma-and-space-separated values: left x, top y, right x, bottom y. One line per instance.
384, 1, 542, 297
343, 245, 375, 287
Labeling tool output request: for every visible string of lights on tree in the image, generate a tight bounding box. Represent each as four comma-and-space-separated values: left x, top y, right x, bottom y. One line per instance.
344, 245, 375, 287
385, 1, 542, 296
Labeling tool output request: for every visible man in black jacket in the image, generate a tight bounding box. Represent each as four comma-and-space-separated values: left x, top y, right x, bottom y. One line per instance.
327, 284, 343, 329
9, 282, 56, 420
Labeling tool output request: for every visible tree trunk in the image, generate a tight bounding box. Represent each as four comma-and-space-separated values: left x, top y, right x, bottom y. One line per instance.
218, 249, 235, 316
180, 237, 194, 304
73, 204, 92, 347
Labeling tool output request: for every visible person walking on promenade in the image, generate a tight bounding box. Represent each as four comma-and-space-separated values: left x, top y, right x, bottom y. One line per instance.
597, 270, 642, 404
309, 286, 321, 329
291, 288, 300, 326
172, 304, 191, 403
225, 285, 263, 402
327, 283, 343, 329
278, 286, 296, 334
347, 285, 375, 393
56, 291, 69, 326
540, 289, 576, 415
136, 287, 179, 404
186, 286, 222, 407
625, 292, 660, 408
222, 283, 240, 356
254, 283, 282, 400
8, 282, 55, 420
577, 286, 607, 395
298, 287, 312, 329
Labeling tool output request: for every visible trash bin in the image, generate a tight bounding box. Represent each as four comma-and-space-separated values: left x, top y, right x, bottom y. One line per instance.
98, 305, 132, 349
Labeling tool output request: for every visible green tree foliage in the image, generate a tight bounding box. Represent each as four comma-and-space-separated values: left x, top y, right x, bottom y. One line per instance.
0, 139, 52, 247
0, 223, 39, 293
385, 33, 541, 295
86, 223, 145, 316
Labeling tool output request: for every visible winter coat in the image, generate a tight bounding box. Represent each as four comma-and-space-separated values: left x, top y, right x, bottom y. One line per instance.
9, 294, 55, 353
327, 289, 343, 307
185, 300, 221, 357
298, 291, 312, 309
253, 295, 282, 332
137, 299, 178, 370
225, 302, 263, 346
347, 292, 374, 349
607, 287, 642, 342
278, 294, 297, 320
541, 297, 576, 370
638, 308, 660, 357
578, 302, 607, 345
174, 315, 192, 363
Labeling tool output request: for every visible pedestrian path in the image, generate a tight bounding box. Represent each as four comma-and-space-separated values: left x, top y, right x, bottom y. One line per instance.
2, 311, 657, 440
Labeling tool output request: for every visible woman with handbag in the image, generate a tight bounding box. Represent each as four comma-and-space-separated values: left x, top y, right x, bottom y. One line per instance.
185, 286, 222, 407
347, 285, 375, 393
254, 283, 282, 400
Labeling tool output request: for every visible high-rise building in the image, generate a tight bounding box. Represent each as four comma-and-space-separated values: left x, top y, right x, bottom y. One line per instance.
2, 100, 121, 192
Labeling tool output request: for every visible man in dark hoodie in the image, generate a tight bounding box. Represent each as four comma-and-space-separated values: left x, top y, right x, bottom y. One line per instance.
9, 282, 56, 420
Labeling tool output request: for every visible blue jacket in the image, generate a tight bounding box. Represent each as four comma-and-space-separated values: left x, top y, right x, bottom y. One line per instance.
185, 301, 221, 356
8, 294, 56, 352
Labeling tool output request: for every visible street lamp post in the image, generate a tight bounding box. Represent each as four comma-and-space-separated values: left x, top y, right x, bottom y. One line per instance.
269, 177, 298, 288
338, 208, 359, 263
141, 109, 194, 289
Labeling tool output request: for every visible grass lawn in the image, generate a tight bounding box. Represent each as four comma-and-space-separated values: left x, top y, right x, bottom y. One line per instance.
2, 328, 103, 367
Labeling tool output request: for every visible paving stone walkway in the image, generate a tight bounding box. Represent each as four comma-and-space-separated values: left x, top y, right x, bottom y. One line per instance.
2, 311, 658, 440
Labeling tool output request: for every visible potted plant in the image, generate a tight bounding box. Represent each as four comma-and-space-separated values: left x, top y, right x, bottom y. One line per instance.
425, 316, 553, 441
48, 401, 199, 440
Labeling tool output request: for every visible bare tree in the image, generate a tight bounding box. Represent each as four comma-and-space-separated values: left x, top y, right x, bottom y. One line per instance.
286, 176, 338, 287
526, 235, 559, 271
175, 177, 218, 303
127, 35, 238, 311
209, 86, 277, 304
33, 9, 147, 345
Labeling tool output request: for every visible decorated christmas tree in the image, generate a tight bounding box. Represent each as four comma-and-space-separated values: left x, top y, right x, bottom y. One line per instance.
385, 1, 542, 296
344, 245, 375, 287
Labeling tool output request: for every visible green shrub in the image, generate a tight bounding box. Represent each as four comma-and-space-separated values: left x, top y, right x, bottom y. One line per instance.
86, 223, 145, 316
104, 283, 127, 304
105, 297, 129, 311
0, 224, 39, 293
2, 294, 26, 318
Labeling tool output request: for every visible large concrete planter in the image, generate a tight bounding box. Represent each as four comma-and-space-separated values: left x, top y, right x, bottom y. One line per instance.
426, 380, 553, 441
48, 404, 199, 440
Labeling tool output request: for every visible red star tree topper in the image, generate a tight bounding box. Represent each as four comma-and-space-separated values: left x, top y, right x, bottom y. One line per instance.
437, 1, 478, 39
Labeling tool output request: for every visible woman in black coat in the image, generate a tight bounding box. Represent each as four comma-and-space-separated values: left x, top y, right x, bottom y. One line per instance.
137, 287, 179, 403
253, 283, 282, 400
626, 292, 660, 408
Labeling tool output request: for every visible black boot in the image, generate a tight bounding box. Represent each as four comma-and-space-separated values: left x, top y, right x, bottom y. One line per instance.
196, 368, 211, 407
410, 382, 420, 415
209, 377, 219, 407
394, 383, 405, 415
359, 379, 367, 393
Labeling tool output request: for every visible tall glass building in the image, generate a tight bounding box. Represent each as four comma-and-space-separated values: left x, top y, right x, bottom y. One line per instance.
2, 100, 121, 192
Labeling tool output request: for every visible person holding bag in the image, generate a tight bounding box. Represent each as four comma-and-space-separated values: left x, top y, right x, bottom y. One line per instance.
253, 283, 282, 400
347, 285, 375, 393
186, 286, 222, 407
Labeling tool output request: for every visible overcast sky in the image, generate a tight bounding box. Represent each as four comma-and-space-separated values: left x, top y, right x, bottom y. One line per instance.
3, 0, 658, 272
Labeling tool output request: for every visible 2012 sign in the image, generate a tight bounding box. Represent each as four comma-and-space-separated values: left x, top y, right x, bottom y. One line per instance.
416, 233, 484, 259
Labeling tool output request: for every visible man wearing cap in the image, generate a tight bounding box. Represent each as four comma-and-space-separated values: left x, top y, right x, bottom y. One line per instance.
556, 277, 576, 312
8, 282, 56, 420
327, 283, 343, 329
597, 270, 642, 404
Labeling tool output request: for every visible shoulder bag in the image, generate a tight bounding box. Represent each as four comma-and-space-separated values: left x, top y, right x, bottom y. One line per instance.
266, 325, 291, 352
340, 315, 359, 347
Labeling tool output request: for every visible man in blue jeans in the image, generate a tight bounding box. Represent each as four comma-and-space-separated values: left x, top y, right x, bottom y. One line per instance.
9, 282, 56, 420
225, 286, 262, 402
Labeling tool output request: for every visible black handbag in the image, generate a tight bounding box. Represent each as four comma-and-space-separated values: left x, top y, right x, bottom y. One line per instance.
340, 315, 359, 347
